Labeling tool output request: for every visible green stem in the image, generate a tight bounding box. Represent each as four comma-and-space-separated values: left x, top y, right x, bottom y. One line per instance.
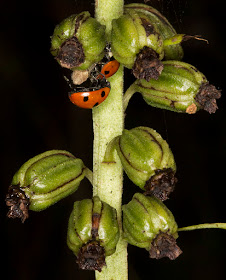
84, 167, 93, 185
93, 1, 128, 280
178, 223, 226, 231
123, 83, 137, 111
95, 0, 124, 39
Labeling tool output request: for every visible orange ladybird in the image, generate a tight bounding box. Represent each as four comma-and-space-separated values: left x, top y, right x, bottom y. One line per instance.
100, 60, 120, 78
69, 86, 110, 109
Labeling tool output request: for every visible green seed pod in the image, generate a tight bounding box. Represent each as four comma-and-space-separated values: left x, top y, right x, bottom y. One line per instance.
124, 3, 184, 61
122, 193, 182, 260
110, 8, 165, 81
107, 126, 176, 200
50, 11, 106, 70
67, 196, 120, 271
6, 150, 85, 222
134, 60, 221, 114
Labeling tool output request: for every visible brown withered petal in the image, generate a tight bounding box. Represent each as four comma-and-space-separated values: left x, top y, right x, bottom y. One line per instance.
57, 36, 85, 69
144, 168, 177, 201
195, 82, 221, 114
5, 185, 30, 223
132, 47, 164, 81
76, 241, 106, 272
149, 232, 182, 260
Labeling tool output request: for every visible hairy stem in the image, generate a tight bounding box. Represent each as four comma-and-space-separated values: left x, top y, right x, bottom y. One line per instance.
93, 0, 128, 279
95, 0, 124, 39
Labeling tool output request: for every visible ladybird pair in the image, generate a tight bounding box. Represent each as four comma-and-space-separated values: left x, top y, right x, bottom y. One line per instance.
68, 59, 120, 109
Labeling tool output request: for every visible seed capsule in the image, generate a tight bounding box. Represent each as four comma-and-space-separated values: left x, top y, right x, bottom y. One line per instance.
122, 193, 182, 260
6, 150, 85, 222
67, 196, 120, 272
134, 60, 221, 114
124, 3, 184, 60
111, 126, 177, 200
50, 12, 106, 70
110, 8, 165, 81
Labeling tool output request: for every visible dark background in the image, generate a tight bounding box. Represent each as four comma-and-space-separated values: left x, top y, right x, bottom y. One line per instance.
2, 0, 226, 279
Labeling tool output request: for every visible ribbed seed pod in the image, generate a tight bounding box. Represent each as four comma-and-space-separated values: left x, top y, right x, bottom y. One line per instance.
111, 8, 164, 81
113, 126, 177, 200
122, 193, 182, 260
134, 60, 221, 114
6, 150, 85, 222
124, 3, 184, 60
67, 196, 120, 271
50, 11, 106, 70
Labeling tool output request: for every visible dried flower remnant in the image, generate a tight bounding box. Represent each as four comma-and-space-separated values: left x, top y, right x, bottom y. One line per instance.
149, 232, 182, 260
195, 83, 221, 114
144, 168, 178, 201
77, 241, 106, 272
6, 185, 29, 223
57, 36, 85, 69
132, 47, 164, 81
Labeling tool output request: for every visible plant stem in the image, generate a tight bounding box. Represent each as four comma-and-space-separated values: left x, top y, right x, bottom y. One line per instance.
95, 0, 124, 39
93, 1, 128, 279
178, 223, 226, 231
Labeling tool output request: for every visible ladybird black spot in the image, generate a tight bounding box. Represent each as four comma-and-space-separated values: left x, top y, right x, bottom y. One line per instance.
93, 102, 99, 107
83, 96, 89, 102
104, 70, 110, 75
101, 91, 105, 98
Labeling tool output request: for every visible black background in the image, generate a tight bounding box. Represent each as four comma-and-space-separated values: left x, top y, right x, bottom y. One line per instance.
2, 0, 226, 279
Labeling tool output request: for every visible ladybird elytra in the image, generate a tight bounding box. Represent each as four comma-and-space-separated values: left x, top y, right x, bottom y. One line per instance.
100, 60, 120, 78
69, 87, 110, 109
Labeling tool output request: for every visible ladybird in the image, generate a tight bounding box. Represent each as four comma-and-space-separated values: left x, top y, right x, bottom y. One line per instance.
68, 78, 111, 109
100, 59, 120, 78
97, 44, 120, 79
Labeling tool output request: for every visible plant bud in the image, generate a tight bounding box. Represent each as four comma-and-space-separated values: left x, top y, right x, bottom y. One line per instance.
124, 3, 184, 60
122, 193, 182, 260
6, 150, 85, 222
67, 196, 120, 271
134, 60, 221, 114
114, 126, 177, 200
110, 8, 165, 81
50, 12, 106, 70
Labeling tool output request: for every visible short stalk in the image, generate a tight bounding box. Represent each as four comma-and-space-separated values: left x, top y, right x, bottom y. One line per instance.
123, 83, 137, 111
102, 136, 119, 163
84, 167, 93, 185
93, 0, 128, 280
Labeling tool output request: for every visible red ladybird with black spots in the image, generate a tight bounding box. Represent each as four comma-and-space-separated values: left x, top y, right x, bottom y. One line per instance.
98, 59, 120, 79
68, 77, 111, 109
